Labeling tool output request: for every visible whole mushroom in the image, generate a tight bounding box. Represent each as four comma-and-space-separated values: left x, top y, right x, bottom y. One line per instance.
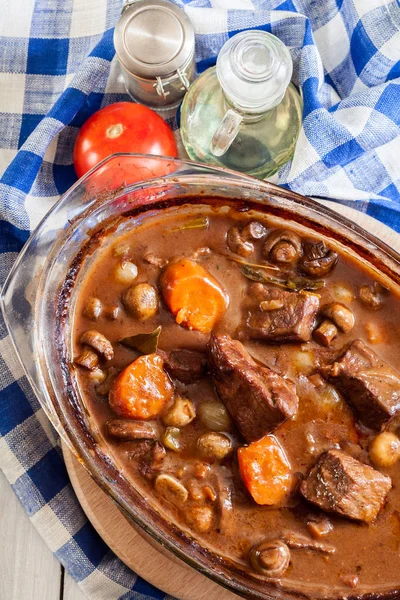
80, 330, 114, 360
197, 432, 233, 461
300, 240, 338, 277
75, 347, 99, 370
123, 282, 159, 320
83, 296, 102, 320
242, 221, 267, 241
226, 226, 254, 257
249, 539, 290, 578
226, 221, 268, 257
321, 302, 355, 332
263, 230, 302, 265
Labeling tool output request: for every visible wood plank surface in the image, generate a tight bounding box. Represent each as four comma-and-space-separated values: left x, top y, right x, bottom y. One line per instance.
63, 571, 87, 600
0, 470, 61, 600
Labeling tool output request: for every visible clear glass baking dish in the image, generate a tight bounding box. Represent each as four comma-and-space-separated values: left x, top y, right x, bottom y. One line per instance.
2, 153, 400, 600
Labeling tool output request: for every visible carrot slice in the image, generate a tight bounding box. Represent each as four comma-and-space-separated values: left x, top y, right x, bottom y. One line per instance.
109, 354, 173, 420
160, 258, 229, 333
238, 435, 292, 505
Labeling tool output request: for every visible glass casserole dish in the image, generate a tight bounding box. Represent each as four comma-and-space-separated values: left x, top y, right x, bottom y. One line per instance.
2, 153, 400, 600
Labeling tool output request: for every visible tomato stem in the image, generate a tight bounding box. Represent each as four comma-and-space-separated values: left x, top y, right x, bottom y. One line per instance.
106, 123, 124, 138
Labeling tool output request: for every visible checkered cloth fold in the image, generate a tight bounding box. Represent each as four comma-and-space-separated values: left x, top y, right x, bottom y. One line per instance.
0, 1, 399, 598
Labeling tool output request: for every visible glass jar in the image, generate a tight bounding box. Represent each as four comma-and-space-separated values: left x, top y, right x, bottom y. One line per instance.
114, 0, 196, 109
180, 30, 303, 178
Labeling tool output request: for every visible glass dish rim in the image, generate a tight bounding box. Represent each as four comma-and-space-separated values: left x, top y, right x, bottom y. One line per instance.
2, 152, 400, 600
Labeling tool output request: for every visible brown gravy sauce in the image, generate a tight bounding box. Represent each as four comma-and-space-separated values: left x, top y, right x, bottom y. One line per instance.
72, 204, 400, 598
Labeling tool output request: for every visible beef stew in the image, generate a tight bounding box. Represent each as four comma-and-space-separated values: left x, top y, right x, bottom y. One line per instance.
71, 204, 400, 598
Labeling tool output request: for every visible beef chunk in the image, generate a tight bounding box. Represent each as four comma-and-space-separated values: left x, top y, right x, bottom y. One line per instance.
245, 286, 320, 343
129, 440, 166, 480
300, 449, 391, 523
158, 349, 207, 383
322, 340, 400, 430
207, 334, 298, 442
106, 419, 157, 441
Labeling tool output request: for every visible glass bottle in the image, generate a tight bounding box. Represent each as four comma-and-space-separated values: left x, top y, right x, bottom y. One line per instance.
180, 30, 303, 179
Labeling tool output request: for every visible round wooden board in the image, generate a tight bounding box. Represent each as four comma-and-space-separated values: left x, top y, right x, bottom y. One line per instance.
63, 201, 400, 600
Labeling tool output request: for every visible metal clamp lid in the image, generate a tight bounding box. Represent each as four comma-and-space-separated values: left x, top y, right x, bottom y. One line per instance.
114, 0, 195, 80
153, 68, 191, 99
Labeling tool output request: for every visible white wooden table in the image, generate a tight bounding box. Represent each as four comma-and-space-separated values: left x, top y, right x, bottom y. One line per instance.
0, 470, 86, 600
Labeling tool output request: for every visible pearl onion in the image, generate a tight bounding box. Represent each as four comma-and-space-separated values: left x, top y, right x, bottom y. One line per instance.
369, 432, 400, 468
113, 260, 138, 285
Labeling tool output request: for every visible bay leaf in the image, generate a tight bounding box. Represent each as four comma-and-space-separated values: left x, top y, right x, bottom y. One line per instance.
241, 265, 324, 292
120, 325, 162, 355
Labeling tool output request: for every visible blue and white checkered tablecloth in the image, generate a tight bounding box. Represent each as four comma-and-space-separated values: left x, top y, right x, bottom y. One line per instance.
0, 1, 399, 598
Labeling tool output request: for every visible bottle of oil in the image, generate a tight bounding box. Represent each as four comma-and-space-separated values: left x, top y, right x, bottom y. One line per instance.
180, 30, 302, 178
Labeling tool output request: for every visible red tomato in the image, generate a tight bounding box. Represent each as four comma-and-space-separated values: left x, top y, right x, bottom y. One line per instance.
73, 102, 178, 191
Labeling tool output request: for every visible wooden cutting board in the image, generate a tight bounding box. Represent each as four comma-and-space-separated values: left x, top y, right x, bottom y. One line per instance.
62, 201, 400, 600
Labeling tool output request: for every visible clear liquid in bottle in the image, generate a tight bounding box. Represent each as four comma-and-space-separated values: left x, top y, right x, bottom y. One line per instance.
180, 30, 303, 179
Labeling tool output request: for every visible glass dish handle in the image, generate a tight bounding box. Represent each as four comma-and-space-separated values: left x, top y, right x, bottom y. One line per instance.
1, 251, 68, 445
210, 109, 242, 157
